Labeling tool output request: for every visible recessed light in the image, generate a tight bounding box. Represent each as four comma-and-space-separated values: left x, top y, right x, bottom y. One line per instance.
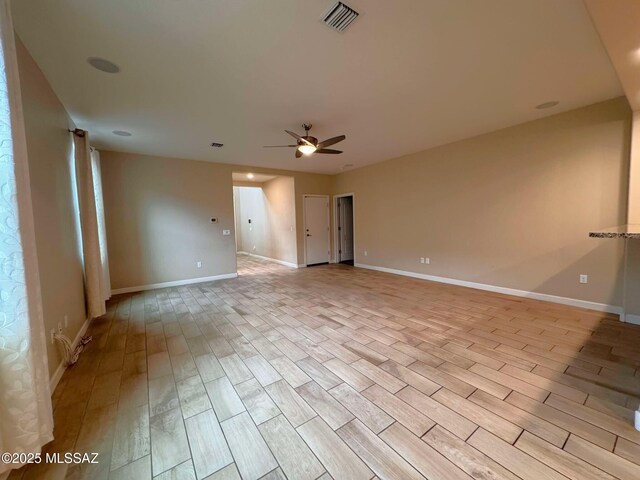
247, 173, 254, 179
87, 57, 120, 74
535, 101, 559, 110
112, 130, 132, 137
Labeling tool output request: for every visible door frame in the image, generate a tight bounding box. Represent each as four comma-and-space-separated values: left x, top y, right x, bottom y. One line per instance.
333, 192, 355, 264
303, 194, 330, 266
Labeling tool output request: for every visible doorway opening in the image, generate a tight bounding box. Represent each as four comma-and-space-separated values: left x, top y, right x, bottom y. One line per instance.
232, 172, 297, 274
334, 193, 354, 265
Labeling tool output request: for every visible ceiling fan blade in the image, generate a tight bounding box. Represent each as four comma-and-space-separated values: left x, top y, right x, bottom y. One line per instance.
285, 130, 314, 146
295, 149, 303, 158
316, 148, 342, 154
263, 145, 298, 148
317, 135, 346, 149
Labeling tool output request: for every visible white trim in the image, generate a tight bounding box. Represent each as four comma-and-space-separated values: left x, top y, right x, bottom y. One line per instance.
243, 252, 298, 269
49, 316, 91, 392
333, 192, 356, 264
111, 273, 238, 295
355, 263, 622, 315
303, 194, 331, 265
622, 313, 640, 325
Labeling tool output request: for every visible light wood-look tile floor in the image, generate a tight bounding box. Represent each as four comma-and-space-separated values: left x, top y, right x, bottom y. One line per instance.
10, 255, 640, 480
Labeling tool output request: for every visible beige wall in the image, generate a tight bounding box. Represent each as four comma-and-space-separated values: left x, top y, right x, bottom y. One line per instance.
263, 176, 297, 265
101, 153, 332, 289
334, 97, 631, 306
101, 151, 238, 290
16, 37, 87, 379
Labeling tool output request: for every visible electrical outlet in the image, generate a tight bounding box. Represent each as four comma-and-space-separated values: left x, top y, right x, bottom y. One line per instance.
579, 274, 588, 284
64, 315, 69, 328
425, 258, 430, 264
50, 328, 55, 344
223, 229, 231, 236
196, 261, 202, 268
420, 257, 425, 264
364, 250, 368, 256
253, 245, 257, 251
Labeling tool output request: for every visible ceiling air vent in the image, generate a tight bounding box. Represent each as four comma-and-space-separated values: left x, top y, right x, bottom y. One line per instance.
321, 2, 359, 32
210, 142, 224, 148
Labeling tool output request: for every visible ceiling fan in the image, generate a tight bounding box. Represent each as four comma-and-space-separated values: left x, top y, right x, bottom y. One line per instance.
264, 124, 346, 158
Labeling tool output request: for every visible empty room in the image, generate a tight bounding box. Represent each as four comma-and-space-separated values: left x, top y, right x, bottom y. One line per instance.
2, 1, 640, 480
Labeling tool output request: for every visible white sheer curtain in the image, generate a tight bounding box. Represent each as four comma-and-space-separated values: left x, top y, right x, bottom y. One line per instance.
73, 133, 107, 318
0, 0, 53, 473
90, 148, 111, 302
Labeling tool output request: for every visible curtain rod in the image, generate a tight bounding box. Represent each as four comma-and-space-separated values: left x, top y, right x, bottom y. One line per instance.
68, 128, 86, 137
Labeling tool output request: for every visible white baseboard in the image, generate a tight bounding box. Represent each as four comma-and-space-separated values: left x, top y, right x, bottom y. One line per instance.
112, 273, 238, 295
622, 313, 640, 325
242, 252, 298, 269
355, 263, 622, 315
49, 316, 91, 392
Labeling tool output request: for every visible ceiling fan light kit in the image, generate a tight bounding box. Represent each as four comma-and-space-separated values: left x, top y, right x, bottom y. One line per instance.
298, 144, 317, 155
264, 123, 346, 158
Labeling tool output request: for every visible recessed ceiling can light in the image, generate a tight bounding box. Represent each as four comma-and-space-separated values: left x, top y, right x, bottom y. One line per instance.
87, 57, 120, 73
112, 130, 132, 136
247, 173, 254, 179
535, 101, 559, 110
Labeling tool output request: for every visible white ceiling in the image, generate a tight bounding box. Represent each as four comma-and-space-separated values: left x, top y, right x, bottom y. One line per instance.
232, 172, 278, 183
13, 0, 623, 174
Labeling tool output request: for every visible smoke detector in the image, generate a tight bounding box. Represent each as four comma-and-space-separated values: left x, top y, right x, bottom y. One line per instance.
321, 2, 359, 33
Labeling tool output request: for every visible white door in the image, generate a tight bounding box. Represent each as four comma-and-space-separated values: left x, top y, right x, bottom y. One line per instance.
339, 196, 354, 262
304, 195, 329, 265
